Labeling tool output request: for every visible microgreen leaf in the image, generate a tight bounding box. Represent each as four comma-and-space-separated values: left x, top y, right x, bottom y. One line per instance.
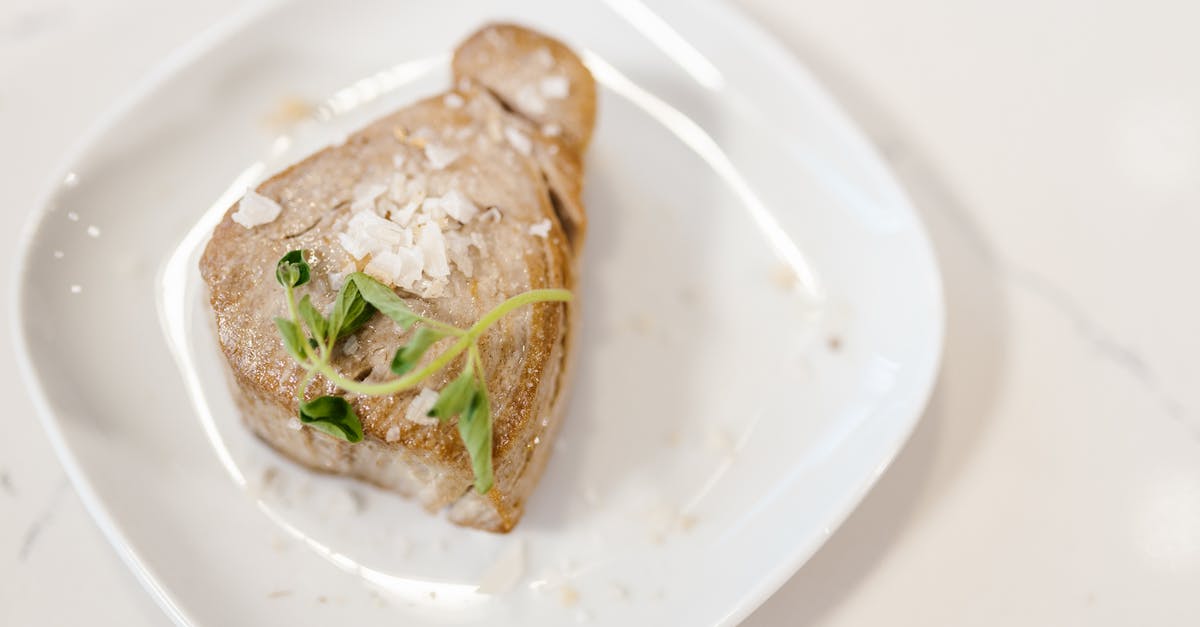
459, 385, 494, 494
390, 327, 447, 375
298, 295, 328, 342
270, 252, 573, 496
273, 317, 306, 362
275, 250, 310, 288
298, 395, 363, 442
428, 365, 477, 422
350, 272, 420, 330
327, 278, 375, 343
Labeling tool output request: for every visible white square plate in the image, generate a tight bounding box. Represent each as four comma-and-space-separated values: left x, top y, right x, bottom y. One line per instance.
13, 0, 943, 625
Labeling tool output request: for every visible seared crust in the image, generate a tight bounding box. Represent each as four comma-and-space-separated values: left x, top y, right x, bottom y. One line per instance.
200, 24, 593, 531
453, 23, 597, 155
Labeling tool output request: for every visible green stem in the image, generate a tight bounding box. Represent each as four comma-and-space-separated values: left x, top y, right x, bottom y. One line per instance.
315, 333, 472, 396
285, 284, 322, 363
415, 315, 467, 336
465, 289, 572, 339
296, 369, 316, 404
313, 288, 570, 397
470, 343, 489, 401
285, 284, 298, 323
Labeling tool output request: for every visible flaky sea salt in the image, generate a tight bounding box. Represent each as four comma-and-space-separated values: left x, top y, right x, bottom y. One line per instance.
393, 198, 423, 227
424, 189, 479, 223
417, 223, 450, 277
404, 388, 440, 425
529, 219, 552, 238
444, 93, 465, 108
540, 76, 569, 99
351, 182, 388, 213
515, 85, 547, 115
424, 143, 461, 169
445, 231, 479, 277
232, 190, 282, 228
365, 248, 423, 289
338, 211, 412, 259
505, 126, 532, 155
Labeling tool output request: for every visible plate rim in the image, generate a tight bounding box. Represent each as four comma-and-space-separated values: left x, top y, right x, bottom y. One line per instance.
9, 2, 293, 625
686, 2, 945, 623
10, 1, 945, 625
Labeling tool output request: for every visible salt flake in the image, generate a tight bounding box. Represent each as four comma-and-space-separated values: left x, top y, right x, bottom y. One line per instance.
232, 190, 282, 228
529, 219, 552, 238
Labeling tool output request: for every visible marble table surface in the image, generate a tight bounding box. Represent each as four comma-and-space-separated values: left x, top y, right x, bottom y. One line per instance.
3, 0, 1198, 624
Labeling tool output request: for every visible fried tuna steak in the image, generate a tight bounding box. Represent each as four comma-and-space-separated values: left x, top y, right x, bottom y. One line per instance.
200, 24, 594, 531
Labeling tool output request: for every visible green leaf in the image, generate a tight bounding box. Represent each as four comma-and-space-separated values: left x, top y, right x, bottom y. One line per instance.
273, 317, 306, 362
298, 295, 328, 342
427, 366, 477, 422
350, 273, 420, 330
327, 278, 375, 343
459, 385, 494, 494
425, 363, 493, 493
298, 396, 363, 443
390, 327, 447, 375
275, 250, 310, 288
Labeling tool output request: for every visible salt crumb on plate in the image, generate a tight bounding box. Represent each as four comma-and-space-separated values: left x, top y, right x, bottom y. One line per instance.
626, 312, 654, 334
476, 539, 525, 594
262, 96, 314, 130
770, 263, 799, 290
706, 425, 736, 457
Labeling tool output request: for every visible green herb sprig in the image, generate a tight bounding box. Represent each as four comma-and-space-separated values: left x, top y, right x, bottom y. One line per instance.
273, 250, 571, 493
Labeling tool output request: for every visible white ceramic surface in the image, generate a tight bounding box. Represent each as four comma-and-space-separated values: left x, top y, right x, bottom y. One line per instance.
11, 0, 941, 625
9, 1, 1200, 626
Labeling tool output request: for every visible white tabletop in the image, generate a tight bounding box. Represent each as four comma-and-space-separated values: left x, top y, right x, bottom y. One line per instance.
3, 1, 1199, 624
